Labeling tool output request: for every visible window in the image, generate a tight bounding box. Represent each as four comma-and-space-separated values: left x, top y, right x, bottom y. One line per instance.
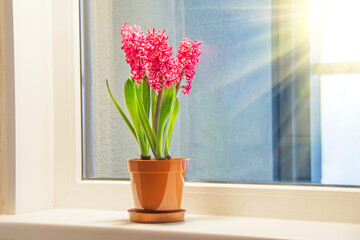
80, 0, 360, 186
2, 0, 359, 223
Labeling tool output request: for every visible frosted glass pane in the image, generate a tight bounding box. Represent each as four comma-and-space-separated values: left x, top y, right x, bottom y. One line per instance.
321, 74, 360, 185
87, 0, 273, 181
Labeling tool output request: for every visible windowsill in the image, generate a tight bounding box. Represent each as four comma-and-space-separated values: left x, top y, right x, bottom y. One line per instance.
1, 209, 360, 240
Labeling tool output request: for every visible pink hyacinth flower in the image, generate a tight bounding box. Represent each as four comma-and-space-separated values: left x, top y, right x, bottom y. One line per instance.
144, 28, 174, 92
120, 23, 201, 95
120, 23, 147, 83
176, 37, 202, 95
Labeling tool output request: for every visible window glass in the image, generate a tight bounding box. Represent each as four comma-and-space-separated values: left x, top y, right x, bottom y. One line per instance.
81, 0, 360, 185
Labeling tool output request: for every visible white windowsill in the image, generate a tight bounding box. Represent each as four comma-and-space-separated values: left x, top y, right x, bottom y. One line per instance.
1, 209, 360, 240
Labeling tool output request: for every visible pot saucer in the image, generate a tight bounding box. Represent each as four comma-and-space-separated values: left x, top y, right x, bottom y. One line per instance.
128, 208, 185, 223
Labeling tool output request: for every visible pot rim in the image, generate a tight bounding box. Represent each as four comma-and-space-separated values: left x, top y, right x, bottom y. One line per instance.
127, 158, 190, 173
127, 157, 190, 162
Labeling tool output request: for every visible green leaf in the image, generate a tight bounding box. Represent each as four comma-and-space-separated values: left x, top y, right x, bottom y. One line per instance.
163, 119, 170, 157
141, 78, 151, 118
165, 98, 179, 156
124, 79, 148, 155
106, 79, 137, 142
134, 84, 157, 155
155, 87, 176, 158
151, 89, 157, 126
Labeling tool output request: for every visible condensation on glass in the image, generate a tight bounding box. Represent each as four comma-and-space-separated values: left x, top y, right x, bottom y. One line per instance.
80, 0, 360, 186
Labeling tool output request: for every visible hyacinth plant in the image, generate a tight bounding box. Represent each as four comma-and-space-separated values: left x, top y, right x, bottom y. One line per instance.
106, 23, 201, 160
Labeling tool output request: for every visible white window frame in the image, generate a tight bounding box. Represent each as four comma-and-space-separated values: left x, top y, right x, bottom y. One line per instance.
4, 0, 360, 224
313, 62, 360, 75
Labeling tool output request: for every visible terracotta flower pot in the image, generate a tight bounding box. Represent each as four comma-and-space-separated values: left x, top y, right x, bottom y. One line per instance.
127, 158, 189, 223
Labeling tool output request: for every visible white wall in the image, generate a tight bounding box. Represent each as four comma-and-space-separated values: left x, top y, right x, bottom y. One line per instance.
12, 0, 54, 213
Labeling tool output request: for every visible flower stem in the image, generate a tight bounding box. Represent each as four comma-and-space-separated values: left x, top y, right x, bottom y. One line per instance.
153, 90, 163, 135
176, 71, 185, 96
176, 81, 181, 96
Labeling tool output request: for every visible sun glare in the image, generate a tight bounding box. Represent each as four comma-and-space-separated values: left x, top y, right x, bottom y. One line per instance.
321, 0, 360, 62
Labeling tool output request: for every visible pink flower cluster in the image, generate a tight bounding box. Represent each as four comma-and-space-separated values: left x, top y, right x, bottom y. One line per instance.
120, 23, 201, 95
176, 38, 202, 95
120, 24, 147, 84
144, 29, 174, 92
